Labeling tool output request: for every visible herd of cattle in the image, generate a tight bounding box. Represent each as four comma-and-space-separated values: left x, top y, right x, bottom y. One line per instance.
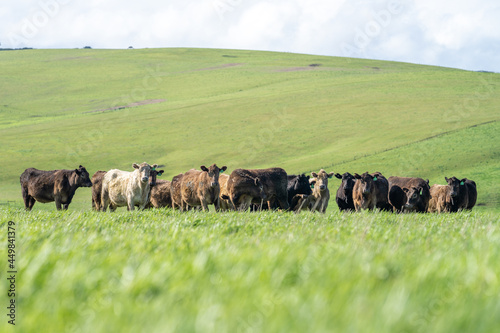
19, 162, 477, 213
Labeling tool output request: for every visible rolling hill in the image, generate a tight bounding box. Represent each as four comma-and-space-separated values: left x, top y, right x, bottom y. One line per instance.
1, 48, 499, 210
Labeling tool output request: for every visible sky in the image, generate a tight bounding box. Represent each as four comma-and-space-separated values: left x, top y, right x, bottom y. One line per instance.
1, 0, 499, 72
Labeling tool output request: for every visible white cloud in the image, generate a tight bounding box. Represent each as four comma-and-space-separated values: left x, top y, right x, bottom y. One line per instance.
1, 0, 499, 71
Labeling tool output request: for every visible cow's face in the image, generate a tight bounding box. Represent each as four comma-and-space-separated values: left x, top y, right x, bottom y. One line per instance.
311, 170, 334, 192
75, 165, 92, 187
149, 167, 164, 187
404, 187, 424, 209
292, 174, 312, 195
201, 164, 227, 188
336, 172, 355, 192
445, 176, 466, 197
133, 163, 157, 184
354, 172, 376, 197
255, 177, 267, 200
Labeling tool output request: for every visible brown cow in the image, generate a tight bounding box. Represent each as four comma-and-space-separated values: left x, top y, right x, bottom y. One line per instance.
180, 164, 227, 211
218, 173, 231, 211
170, 173, 184, 210
428, 184, 453, 213
353, 172, 390, 211
307, 169, 334, 213
388, 176, 431, 212
91, 170, 107, 211
226, 168, 288, 211
20, 165, 92, 210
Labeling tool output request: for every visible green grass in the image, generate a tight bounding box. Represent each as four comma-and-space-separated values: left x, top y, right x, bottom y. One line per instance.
1, 48, 499, 210
1, 209, 499, 332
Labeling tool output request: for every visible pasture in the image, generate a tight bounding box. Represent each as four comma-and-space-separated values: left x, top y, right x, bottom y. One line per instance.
1, 209, 499, 332
0, 48, 499, 332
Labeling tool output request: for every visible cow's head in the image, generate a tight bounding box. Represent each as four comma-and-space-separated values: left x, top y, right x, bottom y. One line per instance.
255, 177, 267, 200
75, 165, 92, 187
149, 167, 164, 187
445, 176, 466, 198
354, 172, 378, 197
335, 172, 356, 192
132, 162, 157, 184
200, 164, 227, 188
311, 169, 334, 192
291, 173, 312, 195
403, 186, 424, 210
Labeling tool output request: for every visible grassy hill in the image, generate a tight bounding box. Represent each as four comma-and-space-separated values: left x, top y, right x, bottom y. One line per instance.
1, 48, 499, 210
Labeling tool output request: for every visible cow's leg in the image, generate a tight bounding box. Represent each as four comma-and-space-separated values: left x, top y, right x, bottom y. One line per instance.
127, 197, 135, 211
55, 197, 62, 210
101, 189, 110, 212
22, 187, 32, 210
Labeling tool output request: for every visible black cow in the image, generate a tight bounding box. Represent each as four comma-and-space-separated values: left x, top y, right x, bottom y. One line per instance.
445, 176, 469, 212
287, 174, 312, 206
334, 172, 356, 211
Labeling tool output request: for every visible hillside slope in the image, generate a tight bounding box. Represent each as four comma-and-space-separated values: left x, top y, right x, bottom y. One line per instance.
1, 48, 499, 210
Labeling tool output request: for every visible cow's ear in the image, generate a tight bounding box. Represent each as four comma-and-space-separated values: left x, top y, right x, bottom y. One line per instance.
460, 178, 466, 185
311, 172, 318, 178
152, 164, 158, 169
328, 172, 334, 178
335, 173, 342, 179
373, 176, 378, 181
445, 177, 449, 182
158, 170, 164, 176
75, 169, 81, 175
200, 165, 208, 172
403, 188, 409, 192
354, 173, 361, 179
221, 166, 227, 172
132, 163, 140, 169
306, 175, 310, 179
254, 177, 260, 186
310, 180, 316, 188
79, 165, 83, 169
426, 179, 430, 185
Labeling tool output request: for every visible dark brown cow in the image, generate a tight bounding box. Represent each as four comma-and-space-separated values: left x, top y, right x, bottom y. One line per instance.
227, 168, 289, 211
225, 169, 270, 211
180, 164, 227, 211
334, 172, 356, 211
445, 176, 469, 212
20, 165, 92, 210
353, 172, 389, 211
428, 184, 453, 213
388, 176, 430, 212
148, 179, 171, 208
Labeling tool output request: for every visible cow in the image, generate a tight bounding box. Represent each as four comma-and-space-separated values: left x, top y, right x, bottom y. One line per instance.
353, 172, 390, 211
218, 173, 231, 211
334, 172, 356, 211
287, 174, 312, 207
227, 168, 289, 211
91, 170, 107, 211
305, 169, 335, 213
20, 165, 92, 211
180, 164, 227, 212
94, 168, 163, 210
464, 179, 477, 210
290, 193, 314, 213
225, 169, 271, 211
101, 162, 158, 211
170, 173, 184, 210
445, 176, 469, 212
148, 179, 172, 208
428, 184, 453, 213
388, 176, 431, 212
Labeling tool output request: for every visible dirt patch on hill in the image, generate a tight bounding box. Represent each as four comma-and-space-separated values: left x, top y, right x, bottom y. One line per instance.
192, 63, 243, 71
85, 99, 166, 114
